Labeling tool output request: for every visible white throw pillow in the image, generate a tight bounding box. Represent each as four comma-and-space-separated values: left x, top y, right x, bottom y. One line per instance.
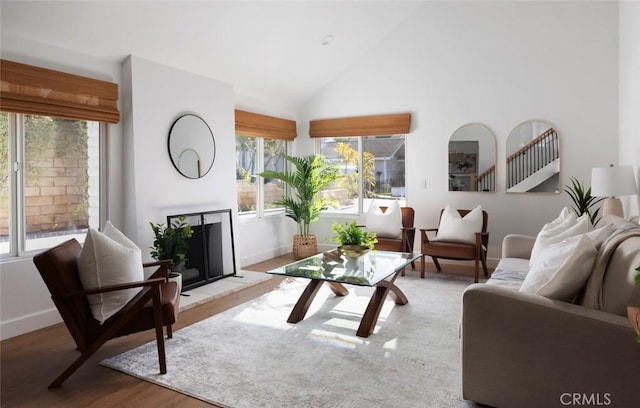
520, 235, 597, 302
366, 200, 403, 239
432, 205, 483, 245
529, 214, 589, 267
546, 207, 574, 229
78, 222, 144, 324
562, 223, 614, 250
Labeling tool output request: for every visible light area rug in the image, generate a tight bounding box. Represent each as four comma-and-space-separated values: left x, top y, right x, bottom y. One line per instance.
102, 273, 477, 408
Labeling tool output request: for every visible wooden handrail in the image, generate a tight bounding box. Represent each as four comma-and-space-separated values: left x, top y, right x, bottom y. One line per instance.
507, 127, 556, 163
474, 165, 495, 191
506, 128, 558, 189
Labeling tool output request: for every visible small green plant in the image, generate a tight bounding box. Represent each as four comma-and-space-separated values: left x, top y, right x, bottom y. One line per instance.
331, 221, 378, 249
564, 177, 605, 226
149, 216, 194, 269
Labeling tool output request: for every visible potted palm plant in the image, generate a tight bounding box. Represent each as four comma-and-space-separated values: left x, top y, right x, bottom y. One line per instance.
149, 215, 194, 293
260, 154, 341, 260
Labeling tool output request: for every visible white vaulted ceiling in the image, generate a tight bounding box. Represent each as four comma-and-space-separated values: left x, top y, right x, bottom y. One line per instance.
0, 1, 424, 111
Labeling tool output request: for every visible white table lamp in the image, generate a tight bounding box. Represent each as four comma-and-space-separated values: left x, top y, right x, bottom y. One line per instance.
591, 165, 638, 217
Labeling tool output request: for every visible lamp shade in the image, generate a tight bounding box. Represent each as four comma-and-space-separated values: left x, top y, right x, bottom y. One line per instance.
591, 165, 638, 197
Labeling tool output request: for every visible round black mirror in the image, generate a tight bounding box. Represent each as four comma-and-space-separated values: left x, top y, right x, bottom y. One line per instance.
168, 114, 215, 179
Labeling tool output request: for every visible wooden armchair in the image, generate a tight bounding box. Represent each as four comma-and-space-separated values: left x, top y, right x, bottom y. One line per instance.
33, 239, 180, 388
372, 206, 416, 271
420, 208, 489, 282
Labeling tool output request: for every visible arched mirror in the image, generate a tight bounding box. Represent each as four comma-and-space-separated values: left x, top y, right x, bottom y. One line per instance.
448, 124, 496, 192
168, 114, 216, 179
506, 120, 560, 193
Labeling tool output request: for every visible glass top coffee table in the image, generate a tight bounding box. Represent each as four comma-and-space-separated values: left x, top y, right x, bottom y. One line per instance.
267, 250, 420, 337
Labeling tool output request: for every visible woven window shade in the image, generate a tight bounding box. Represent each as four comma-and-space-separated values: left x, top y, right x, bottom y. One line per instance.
0, 59, 120, 123
235, 109, 296, 140
309, 113, 411, 138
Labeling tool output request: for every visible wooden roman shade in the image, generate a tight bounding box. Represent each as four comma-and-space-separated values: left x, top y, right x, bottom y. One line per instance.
235, 109, 296, 140
0, 59, 120, 123
309, 112, 411, 138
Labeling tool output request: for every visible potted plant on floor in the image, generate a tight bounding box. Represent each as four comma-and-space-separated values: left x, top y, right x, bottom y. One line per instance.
149, 215, 194, 293
260, 154, 341, 260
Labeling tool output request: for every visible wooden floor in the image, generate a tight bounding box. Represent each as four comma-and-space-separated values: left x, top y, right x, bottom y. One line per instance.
0, 255, 482, 408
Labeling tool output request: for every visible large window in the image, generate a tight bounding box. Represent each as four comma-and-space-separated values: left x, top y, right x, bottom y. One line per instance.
319, 135, 406, 214
0, 112, 102, 256
236, 135, 287, 216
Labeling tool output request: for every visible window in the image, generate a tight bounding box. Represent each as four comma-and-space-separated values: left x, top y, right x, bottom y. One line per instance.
234, 109, 295, 218
318, 135, 406, 214
236, 135, 287, 216
0, 112, 103, 256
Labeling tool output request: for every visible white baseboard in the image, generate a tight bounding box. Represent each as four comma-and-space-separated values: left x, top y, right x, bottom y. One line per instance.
239, 245, 291, 268
0, 307, 62, 340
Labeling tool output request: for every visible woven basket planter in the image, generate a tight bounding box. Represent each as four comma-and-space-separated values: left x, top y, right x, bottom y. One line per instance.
293, 235, 318, 260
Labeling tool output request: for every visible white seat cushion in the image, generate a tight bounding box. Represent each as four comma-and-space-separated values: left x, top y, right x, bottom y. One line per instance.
432, 205, 483, 245
366, 200, 403, 239
78, 221, 144, 324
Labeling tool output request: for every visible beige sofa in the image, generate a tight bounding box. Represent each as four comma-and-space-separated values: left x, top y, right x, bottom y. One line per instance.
462, 215, 640, 408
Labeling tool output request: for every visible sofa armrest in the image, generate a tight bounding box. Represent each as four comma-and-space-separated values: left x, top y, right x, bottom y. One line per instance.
501, 234, 535, 259
462, 284, 639, 408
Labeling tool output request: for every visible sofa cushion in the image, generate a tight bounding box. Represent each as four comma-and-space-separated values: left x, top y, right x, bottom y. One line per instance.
488, 258, 532, 290
486, 269, 529, 290
520, 235, 597, 302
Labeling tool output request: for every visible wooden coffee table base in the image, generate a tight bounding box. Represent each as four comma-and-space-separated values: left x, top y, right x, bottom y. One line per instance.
286, 270, 408, 338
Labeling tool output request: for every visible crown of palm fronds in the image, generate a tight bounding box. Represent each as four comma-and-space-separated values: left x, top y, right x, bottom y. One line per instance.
260, 154, 341, 236
564, 177, 605, 226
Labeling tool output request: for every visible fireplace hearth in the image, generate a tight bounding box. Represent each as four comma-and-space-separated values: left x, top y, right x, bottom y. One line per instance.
167, 209, 237, 291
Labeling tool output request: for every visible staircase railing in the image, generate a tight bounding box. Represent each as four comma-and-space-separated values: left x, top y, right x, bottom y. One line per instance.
506, 128, 558, 189
475, 165, 495, 192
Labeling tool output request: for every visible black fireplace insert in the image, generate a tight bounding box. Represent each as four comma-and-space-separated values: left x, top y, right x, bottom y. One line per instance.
167, 209, 237, 291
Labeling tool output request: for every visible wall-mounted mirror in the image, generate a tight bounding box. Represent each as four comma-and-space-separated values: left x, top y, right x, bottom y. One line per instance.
448, 124, 496, 192
168, 114, 215, 179
506, 120, 560, 193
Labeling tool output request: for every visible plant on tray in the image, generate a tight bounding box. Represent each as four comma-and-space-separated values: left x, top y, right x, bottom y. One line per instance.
564, 177, 605, 226
332, 220, 377, 257
259, 154, 342, 260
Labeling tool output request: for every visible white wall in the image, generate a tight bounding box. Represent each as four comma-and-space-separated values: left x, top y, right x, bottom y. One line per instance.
123, 56, 236, 257
0, 35, 124, 339
123, 56, 295, 266
619, 1, 640, 217
297, 1, 619, 258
